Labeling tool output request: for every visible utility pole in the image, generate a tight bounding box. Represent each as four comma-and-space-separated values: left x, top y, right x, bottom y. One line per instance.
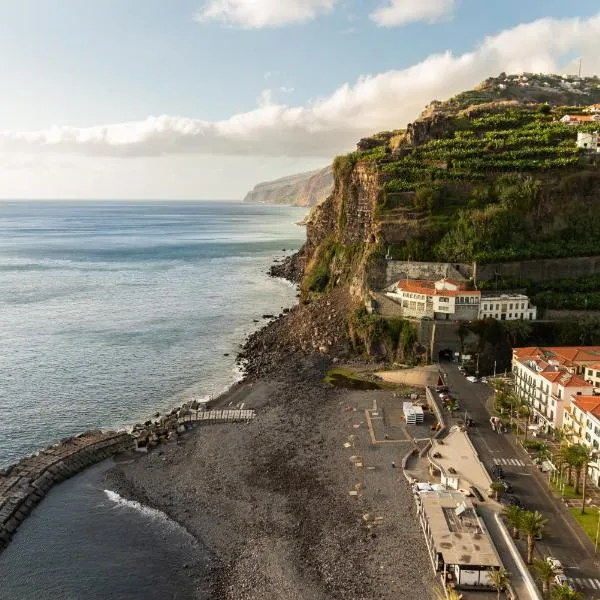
579, 57, 583, 79
493, 360, 497, 378
476, 354, 480, 377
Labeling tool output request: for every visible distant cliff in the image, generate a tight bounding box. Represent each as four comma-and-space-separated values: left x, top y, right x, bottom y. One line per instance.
243, 165, 333, 207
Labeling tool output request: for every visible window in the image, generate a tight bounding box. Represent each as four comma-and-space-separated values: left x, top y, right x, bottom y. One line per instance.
439, 297, 449, 303
594, 440, 599, 450
588, 369, 593, 376
509, 303, 513, 309
596, 371, 600, 378
586, 432, 592, 442
587, 421, 592, 429
496, 304, 500, 310
483, 304, 487, 310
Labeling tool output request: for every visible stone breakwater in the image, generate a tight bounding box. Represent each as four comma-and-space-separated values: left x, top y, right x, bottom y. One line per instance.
0, 430, 133, 553
0, 403, 256, 556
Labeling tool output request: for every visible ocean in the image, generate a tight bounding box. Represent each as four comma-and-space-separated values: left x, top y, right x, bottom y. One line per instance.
0, 200, 307, 598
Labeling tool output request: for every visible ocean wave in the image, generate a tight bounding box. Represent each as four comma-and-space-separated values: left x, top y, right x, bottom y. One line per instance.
103, 490, 196, 540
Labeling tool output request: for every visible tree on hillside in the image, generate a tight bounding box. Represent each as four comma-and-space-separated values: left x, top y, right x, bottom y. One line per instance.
503, 319, 533, 347
551, 584, 583, 600
533, 557, 558, 594
502, 505, 523, 539
520, 510, 547, 564
489, 568, 510, 600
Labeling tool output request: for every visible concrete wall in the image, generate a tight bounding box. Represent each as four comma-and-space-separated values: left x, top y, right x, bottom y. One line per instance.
476, 256, 600, 283
0, 431, 133, 553
385, 261, 472, 287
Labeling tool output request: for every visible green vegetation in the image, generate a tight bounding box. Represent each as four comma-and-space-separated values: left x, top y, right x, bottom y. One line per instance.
302, 237, 364, 295
334, 101, 600, 264
347, 306, 421, 362
569, 507, 600, 546
481, 273, 600, 311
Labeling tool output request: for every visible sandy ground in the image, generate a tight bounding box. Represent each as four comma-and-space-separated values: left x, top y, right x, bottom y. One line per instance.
107, 357, 435, 600
376, 366, 440, 388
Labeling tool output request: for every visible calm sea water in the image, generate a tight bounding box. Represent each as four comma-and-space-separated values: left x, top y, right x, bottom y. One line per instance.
0, 200, 306, 599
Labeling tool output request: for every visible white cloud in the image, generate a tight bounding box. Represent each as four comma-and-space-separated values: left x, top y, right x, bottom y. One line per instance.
2, 14, 600, 165
194, 0, 339, 29
370, 0, 456, 27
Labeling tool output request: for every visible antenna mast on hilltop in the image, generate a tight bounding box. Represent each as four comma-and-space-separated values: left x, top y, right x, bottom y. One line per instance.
579, 57, 583, 79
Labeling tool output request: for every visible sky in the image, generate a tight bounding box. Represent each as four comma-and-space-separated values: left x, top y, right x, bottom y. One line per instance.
2, 0, 600, 200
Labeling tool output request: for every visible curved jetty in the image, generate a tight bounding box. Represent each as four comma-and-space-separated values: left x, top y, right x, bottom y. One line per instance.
0, 430, 133, 552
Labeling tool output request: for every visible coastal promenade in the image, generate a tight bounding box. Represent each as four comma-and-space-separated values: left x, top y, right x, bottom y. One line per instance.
0, 430, 133, 553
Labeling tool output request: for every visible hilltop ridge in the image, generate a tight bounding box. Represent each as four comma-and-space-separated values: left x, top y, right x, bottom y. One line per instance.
243, 165, 333, 206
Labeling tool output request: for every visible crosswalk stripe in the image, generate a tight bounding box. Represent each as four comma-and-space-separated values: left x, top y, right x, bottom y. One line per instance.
589, 579, 600, 589
572, 578, 600, 589
492, 458, 525, 466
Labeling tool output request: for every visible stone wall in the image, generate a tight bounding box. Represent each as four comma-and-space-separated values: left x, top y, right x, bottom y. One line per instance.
0, 431, 133, 553
475, 256, 600, 283
384, 261, 472, 287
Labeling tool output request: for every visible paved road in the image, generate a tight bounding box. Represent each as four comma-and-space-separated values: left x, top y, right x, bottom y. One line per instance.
440, 363, 600, 597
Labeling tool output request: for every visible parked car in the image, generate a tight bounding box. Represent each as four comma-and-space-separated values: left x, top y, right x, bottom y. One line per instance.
458, 366, 465, 372
466, 375, 477, 383
458, 488, 473, 497
501, 495, 523, 508
481, 377, 488, 384
547, 557, 564, 573
554, 574, 574, 590
500, 480, 513, 493
491, 465, 505, 479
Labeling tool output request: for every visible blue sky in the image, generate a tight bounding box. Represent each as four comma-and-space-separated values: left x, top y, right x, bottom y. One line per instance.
1, 0, 600, 199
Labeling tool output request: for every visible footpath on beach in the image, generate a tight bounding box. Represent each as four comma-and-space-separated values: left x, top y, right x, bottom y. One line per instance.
0, 403, 255, 555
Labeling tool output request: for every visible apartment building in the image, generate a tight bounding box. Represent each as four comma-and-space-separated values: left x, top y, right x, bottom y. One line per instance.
563, 396, 600, 486
512, 347, 596, 430
480, 293, 536, 321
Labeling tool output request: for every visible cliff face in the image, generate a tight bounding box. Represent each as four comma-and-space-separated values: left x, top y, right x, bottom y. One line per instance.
243, 165, 333, 206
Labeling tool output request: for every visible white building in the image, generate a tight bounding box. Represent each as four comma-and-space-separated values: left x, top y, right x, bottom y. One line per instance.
386, 278, 480, 321
576, 131, 600, 152
563, 396, 600, 486
583, 363, 600, 391
386, 279, 536, 322
480, 293, 536, 321
512, 347, 595, 430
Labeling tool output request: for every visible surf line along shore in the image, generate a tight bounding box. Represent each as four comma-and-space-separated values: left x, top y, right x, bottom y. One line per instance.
0, 382, 256, 555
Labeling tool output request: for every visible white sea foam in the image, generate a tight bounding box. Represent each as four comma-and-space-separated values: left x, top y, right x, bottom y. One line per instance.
103, 489, 195, 540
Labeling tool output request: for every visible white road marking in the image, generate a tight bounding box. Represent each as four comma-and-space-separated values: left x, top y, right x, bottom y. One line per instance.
493, 458, 526, 466
571, 577, 600, 589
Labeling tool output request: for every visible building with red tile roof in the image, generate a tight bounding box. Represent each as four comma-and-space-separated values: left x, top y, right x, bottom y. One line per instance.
512, 346, 597, 430
563, 395, 600, 487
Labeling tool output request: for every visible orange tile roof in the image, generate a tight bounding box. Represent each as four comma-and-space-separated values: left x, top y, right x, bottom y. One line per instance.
396, 280, 480, 298
558, 373, 590, 388
572, 396, 600, 418
513, 346, 600, 364
562, 114, 598, 122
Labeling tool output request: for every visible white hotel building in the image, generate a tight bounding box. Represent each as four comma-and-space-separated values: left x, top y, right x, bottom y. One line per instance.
512, 347, 599, 430
386, 278, 536, 322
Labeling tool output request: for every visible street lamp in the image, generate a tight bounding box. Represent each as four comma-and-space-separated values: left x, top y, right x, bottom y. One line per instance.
595, 505, 600, 553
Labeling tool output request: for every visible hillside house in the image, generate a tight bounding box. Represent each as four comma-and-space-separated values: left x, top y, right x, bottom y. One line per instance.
386, 278, 536, 322
560, 114, 600, 125
480, 293, 536, 321
386, 277, 480, 321
584, 104, 600, 114
576, 131, 600, 152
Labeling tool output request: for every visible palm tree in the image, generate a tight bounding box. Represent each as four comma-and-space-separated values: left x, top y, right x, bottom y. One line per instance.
559, 443, 576, 488
519, 510, 547, 564
489, 568, 510, 600
580, 449, 597, 515
489, 481, 505, 501
433, 585, 462, 600
569, 444, 590, 494
446, 398, 459, 418
518, 403, 532, 441
502, 505, 523, 539
533, 557, 558, 594
551, 584, 583, 600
